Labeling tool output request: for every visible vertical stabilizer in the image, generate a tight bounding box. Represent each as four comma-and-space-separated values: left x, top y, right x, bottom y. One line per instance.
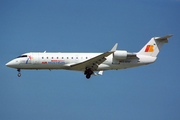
138, 35, 173, 57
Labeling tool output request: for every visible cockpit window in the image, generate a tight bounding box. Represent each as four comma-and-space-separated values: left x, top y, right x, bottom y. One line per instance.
17, 55, 28, 58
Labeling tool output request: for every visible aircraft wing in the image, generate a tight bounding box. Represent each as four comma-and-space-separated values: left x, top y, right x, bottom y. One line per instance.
70, 43, 118, 71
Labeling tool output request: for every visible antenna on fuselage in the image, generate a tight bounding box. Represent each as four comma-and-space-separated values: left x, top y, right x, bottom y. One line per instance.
44, 51, 46, 53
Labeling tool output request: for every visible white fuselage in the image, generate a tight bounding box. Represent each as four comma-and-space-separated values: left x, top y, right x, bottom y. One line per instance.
5, 35, 172, 78
6, 52, 156, 72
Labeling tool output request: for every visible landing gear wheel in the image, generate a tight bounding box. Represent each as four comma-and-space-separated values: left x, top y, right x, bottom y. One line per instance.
17, 69, 20, 72
86, 74, 91, 79
18, 73, 21, 77
17, 69, 21, 77
84, 67, 93, 79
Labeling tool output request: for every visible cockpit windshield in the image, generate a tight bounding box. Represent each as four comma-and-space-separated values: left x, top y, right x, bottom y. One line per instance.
17, 55, 28, 58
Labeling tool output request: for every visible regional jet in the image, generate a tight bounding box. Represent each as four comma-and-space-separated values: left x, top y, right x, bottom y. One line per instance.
6, 35, 173, 79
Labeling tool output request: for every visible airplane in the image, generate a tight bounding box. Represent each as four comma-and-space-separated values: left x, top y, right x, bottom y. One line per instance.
6, 35, 173, 79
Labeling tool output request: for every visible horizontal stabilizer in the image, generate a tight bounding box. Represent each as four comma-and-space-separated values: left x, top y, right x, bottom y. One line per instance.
155, 34, 173, 43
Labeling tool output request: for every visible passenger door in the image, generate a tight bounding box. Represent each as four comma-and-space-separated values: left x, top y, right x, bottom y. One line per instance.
31, 53, 39, 64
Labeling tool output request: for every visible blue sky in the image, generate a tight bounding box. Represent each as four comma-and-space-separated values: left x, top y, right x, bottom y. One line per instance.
0, 0, 180, 120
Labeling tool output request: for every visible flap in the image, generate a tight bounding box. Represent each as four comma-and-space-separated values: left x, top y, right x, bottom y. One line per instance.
70, 51, 113, 71
70, 43, 118, 71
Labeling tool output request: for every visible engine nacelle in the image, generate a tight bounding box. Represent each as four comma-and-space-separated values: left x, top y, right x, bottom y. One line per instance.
113, 50, 127, 60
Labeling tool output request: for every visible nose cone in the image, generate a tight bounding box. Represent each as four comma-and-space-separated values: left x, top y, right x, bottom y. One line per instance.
6, 59, 19, 68
6, 62, 11, 67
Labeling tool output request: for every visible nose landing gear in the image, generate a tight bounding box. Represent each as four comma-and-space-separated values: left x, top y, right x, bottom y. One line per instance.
17, 69, 21, 77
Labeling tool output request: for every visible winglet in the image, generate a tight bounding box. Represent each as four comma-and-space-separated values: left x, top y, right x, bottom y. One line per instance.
110, 43, 118, 52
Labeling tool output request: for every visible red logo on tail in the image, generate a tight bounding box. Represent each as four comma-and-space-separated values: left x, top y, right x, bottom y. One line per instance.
145, 45, 154, 52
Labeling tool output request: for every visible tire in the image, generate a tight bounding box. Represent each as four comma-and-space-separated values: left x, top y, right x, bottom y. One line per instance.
86, 74, 91, 79
18, 73, 21, 77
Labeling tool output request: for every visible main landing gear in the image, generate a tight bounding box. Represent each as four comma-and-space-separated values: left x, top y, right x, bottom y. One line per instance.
17, 69, 21, 77
84, 68, 93, 79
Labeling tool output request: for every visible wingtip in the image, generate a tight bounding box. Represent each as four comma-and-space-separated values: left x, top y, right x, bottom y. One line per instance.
110, 43, 118, 52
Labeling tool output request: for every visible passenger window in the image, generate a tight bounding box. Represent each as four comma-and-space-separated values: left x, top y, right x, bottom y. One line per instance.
57, 57, 59, 59
86, 57, 88, 59
52, 57, 53, 59
42, 57, 44, 59
62, 57, 64, 59
67, 57, 69, 59
71, 57, 73, 59
47, 57, 48, 59
76, 57, 78, 59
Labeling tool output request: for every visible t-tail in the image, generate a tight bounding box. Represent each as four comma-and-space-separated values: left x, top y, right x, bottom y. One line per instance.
138, 35, 173, 57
